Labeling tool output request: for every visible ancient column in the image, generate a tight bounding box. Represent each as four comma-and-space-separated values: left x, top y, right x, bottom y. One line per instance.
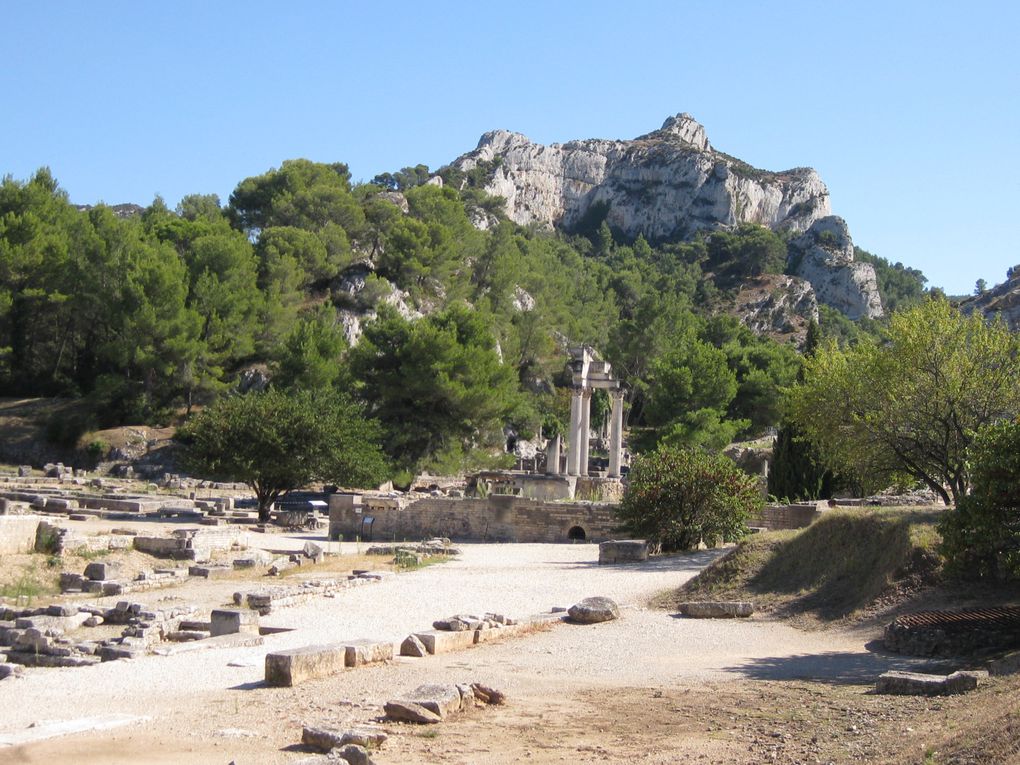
566, 389, 582, 476
545, 434, 561, 476
579, 388, 592, 477
608, 391, 624, 479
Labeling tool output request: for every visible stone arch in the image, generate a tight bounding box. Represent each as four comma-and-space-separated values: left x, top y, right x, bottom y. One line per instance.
567, 525, 587, 541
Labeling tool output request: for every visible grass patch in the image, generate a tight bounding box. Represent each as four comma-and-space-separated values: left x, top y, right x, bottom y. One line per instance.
654, 507, 944, 623
394, 551, 449, 571
0, 561, 61, 605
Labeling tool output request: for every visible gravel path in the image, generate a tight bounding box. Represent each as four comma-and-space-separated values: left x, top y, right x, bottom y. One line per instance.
0, 541, 934, 761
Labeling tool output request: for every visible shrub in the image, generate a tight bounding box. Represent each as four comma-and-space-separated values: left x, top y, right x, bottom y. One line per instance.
939, 419, 1020, 581
616, 444, 762, 551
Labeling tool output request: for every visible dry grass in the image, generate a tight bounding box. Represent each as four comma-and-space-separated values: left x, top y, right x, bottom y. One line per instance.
654, 507, 945, 626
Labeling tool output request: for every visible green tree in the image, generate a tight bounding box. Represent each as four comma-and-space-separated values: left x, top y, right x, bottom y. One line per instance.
273, 309, 349, 392
854, 247, 928, 312
768, 320, 835, 501
939, 418, 1020, 581
638, 333, 745, 451
179, 389, 387, 522
616, 444, 762, 551
349, 304, 522, 471
785, 298, 1020, 504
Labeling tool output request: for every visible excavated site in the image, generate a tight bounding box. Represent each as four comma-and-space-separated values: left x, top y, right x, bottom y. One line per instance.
1, 465, 1019, 765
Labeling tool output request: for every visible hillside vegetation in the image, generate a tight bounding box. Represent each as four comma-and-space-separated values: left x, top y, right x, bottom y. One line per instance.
657, 508, 946, 624
0, 163, 929, 476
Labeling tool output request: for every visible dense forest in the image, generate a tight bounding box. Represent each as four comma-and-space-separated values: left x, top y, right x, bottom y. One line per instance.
0, 162, 929, 476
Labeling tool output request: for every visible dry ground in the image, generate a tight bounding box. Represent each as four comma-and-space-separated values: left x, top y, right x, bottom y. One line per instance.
2, 517, 1018, 764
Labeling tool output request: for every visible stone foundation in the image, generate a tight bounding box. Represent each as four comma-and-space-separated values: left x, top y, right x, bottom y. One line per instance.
329, 493, 618, 544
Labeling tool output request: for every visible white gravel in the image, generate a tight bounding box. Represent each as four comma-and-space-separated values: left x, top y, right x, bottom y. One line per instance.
0, 542, 932, 742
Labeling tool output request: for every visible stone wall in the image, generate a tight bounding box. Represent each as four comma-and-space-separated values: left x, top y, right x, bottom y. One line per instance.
329, 494, 618, 543
0, 515, 42, 554
748, 502, 827, 531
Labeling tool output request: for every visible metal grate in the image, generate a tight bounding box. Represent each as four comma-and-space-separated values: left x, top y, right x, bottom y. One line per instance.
894, 607, 1020, 630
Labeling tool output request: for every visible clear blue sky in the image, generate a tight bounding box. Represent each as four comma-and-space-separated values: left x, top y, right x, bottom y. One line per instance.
3, 1, 1017, 295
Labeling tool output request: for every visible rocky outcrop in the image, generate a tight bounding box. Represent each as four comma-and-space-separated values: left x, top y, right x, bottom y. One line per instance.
960, 267, 1020, 330
733, 274, 818, 346
333, 263, 421, 345
448, 113, 831, 240
787, 217, 883, 319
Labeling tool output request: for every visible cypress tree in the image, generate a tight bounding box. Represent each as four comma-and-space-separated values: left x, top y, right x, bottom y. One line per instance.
768, 320, 833, 500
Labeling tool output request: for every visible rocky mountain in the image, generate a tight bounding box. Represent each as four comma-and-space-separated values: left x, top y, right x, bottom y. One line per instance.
787, 216, 883, 320
448, 113, 883, 321
961, 267, 1020, 330
450, 113, 830, 239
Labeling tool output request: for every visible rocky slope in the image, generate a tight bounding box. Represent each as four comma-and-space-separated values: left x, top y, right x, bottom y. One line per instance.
448, 114, 883, 321
960, 267, 1020, 330
787, 216, 884, 320
449, 113, 831, 240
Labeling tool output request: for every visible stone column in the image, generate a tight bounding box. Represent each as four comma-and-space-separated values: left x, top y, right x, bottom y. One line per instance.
608, 390, 624, 479
579, 388, 592, 477
545, 434, 561, 476
566, 390, 582, 476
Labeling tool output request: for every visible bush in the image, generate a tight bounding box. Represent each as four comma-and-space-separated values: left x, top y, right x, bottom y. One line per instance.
84, 439, 108, 463
939, 419, 1020, 581
616, 444, 762, 551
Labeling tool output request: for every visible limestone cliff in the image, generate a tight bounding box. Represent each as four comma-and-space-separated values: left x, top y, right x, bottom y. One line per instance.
448, 114, 883, 322
787, 217, 884, 320
448, 113, 831, 240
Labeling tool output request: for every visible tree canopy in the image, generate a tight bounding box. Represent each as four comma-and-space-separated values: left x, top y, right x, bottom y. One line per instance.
0, 161, 931, 478
179, 389, 387, 521
784, 298, 1020, 503
939, 418, 1020, 581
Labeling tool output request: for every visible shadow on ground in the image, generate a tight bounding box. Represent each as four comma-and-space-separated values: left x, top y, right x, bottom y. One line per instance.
721, 649, 965, 685
546, 549, 725, 573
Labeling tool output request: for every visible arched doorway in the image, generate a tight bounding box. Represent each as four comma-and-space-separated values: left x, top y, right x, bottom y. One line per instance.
567, 525, 587, 542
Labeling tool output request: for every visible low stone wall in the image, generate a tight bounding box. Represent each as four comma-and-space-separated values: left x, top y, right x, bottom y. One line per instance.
37, 522, 135, 554
0, 515, 42, 554
133, 526, 245, 562
749, 502, 827, 531
329, 494, 618, 543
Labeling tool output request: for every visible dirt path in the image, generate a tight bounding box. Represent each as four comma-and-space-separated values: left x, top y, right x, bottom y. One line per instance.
0, 542, 952, 764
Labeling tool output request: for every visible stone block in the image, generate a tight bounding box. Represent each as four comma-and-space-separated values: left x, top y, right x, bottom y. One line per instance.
188, 565, 231, 579
45, 604, 79, 617
470, 683, 506, 705
567, 596, 620, 624
990, 650, 1020, 676
265, 643, 347, 687
678, 601, 754, 619
302, 541, 324, 563
100, 644, 146, 661
301, 726, 387, 752
876, 670, 979, 696
598, 539, 649, 564
0, 662, 25, 678
383, 699, 441, 724
404, 683, 464, 718
474, 623, 526, 643
210, 609, 259, 637
400, 634, 428, 657
84, 561, 122, 581
344, 639, 394, 667
412, 629, 477, 655
59, 572, 86, 591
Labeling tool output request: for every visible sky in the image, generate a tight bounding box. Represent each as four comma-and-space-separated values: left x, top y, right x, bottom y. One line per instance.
2, 1, 1017, 295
